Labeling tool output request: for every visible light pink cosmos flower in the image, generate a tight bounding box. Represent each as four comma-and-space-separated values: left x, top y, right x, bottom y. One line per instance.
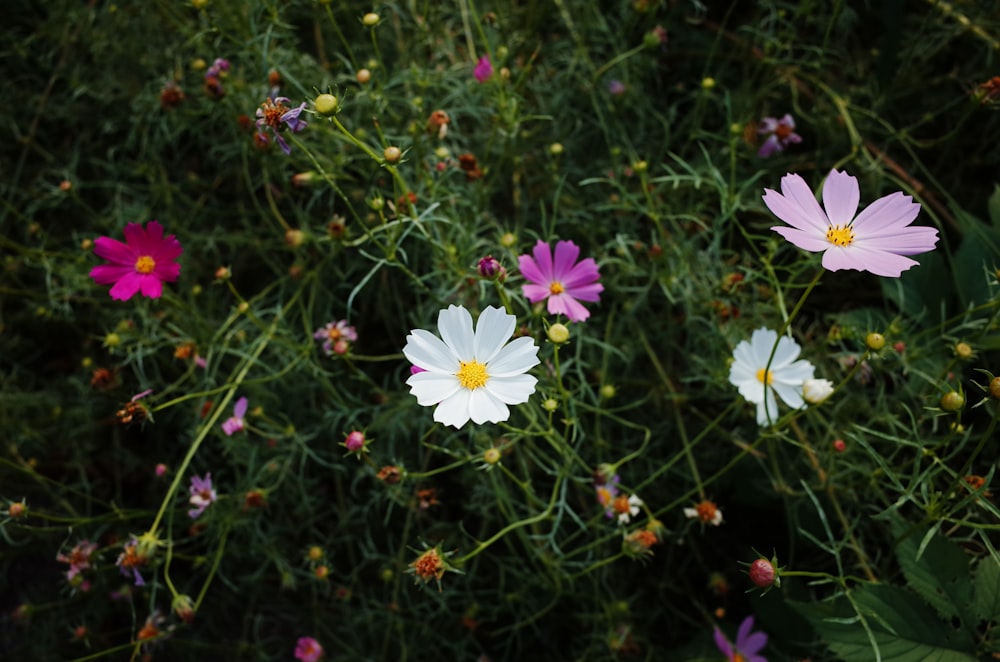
221, 397, 248, 436
763, 169, 939, 277
188, 473, 217, 519
756, 114, 802, 157
89, 221, 182, 301
474, 56, 493, 83
518, 240, 603, 322
294, 636, 323, 662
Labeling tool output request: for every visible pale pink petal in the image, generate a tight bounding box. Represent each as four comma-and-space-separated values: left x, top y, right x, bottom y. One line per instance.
757, 135, 781, 158
838, 245, 921, 277
547, 293, 590, 322
552, 240, 581, 279
855, 226, 938, 256
821, 170, 860, 227
89, 264, 133, 284
93, 237, 135, 265
779, 173, 830, 231
763, 182, 828, 235
850, 192, 919, 234
522, 283, 552, 303
564, 282, 603, 302
108, 272, 144, 301
771, 226, 831, 252
233, 396, 248, 418
530, 240, 555, 280
138, 274, 164, 299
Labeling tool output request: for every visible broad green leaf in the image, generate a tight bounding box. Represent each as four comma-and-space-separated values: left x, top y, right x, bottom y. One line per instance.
881, 251, 948, 324
893, 521, 975, 631
793, 584, 976, 662
950, 208, 1000, 309
973, 555, 1000, 623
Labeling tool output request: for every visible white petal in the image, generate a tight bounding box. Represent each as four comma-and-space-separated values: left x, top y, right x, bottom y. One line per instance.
468, 388, 510, 424
738, 379, 765, 404
485, 374, 537, 404
775, 359, 815, 384
437, 305, 475, 360
474, 306, 516, 363
433, 389, 473, 428
756, 389, 780, 425
770, 334, 803, 369
407, 372, 461, 405
749, 328, 778, 366
403, 329, 459, 373
772, 381, 805, 409
488, 336, 540, 376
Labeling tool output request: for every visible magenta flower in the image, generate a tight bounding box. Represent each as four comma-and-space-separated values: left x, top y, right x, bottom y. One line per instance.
518, 240, 603, 322
756, 114, 801, 157
474, 56, 493, 83
89, 221, 182, 301
188, 473, 217, 519
221, 397, 248, 436
714, 616, 768, 662
56, 540, 99, 581
255, 97, 308, 155
763, 169, 939, 277
313, 320, 358, 356
294, 636, 323, 662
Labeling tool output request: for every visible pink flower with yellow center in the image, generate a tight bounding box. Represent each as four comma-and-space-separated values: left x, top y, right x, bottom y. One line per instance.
89, 221, 182, 301
518, 240, 603, 322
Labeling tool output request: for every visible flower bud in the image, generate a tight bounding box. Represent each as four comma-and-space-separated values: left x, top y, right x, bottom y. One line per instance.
344, 430, 366, 453
483, 448, 501, 465
832, 439, 846, 453
990, 376, 1000, 400
477, 255, 503, 279
8, 500, 27, 519
356, 68, 371, 84
172, 594, 195, 624
383, 146, 402, 163
865, 332, 885, 351
542, 398, 558, 412
362, 12, 379, 26
749, 558, 777, 588
940, 391, 964, 411
547, 323, 570, 344
802, 378, 834, 404
314, 94, 338, 116
955, 342, 973, 359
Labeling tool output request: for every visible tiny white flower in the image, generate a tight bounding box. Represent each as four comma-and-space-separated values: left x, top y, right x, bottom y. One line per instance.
728, 327, 815, 425
684, 500, 723, 526
403, 305, 540, 429
803, 378, 834, 405
616, 494, 643, 525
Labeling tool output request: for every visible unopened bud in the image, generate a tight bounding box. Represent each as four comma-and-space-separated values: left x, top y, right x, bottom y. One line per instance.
940, 391, 964, 411
362, 12, 379, 26
749, 558, 778, 588
314, 94, 339, 116
547, 323, 570, 344
865, 332, 885, 351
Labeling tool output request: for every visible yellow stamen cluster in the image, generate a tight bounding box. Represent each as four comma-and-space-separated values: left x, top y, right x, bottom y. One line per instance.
549, 281, 565, 295
826, 224, 854, 247
456, 360, 489, 389
755, 368, 773, 385
135, 255, 156, 274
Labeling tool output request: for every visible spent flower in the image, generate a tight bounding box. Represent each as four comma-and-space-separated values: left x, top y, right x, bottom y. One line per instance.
313, 320, 358, 356
56, 541, 99, 581
89, 221, 183, 301
402, 305, 540, 429
756, 114, 802, 157
764, 169, 939, 277
255, 97, 308, 155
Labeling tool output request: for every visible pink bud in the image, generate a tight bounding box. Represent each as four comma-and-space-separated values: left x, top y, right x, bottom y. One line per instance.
155, 463, 168, 477
749, 558, 775, 588
345, 431, 365, 452
832, 439, 846, 453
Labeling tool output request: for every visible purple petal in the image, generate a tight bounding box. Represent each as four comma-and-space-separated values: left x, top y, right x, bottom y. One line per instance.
530, 241, 555, 281
517, 253, 546, 287
521, 283, 551, 303
713, 628, 734, 658
562, 257, 601, 289
551, 240, 582, 280
821, 170, 860, 227
233, 397, 248, 418
757, 136, 781, 158
757, 117, 778, 134
275, 134, 291, 155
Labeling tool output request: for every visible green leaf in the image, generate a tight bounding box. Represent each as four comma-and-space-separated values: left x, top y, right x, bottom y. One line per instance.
972, 555, 1000, 623
988, 184, 1000, 231
793, 584, 976, 662
893, 522, 975, 632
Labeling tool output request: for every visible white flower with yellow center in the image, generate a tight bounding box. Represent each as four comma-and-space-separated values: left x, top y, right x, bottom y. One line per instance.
728, 327, 815, 426
403, 305, 540, 429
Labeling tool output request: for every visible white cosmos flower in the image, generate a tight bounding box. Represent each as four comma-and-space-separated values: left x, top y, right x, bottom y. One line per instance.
802, 378, 834, 405
403, 305, 540, 429
728, 327, 815, 426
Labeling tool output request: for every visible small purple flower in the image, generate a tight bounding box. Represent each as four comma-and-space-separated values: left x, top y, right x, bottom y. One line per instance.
714, 616, 768, 662
116, 537, 146, 587
221, 397, 248, 436
756, 114, 802, 158
255, 97, 308, 155
313, 320, 358, 356
607, 79, 626, 96
56, 540, 99, 581
205, 58, 230, 80
188, 473, 217, 519
474, 56, 493, 83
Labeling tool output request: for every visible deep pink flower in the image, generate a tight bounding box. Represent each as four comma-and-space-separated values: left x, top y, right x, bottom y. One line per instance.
518, 240, 603, 322
474, 56, 493, 83
221, 397, 248, 436
763, 169, 939, 277
188, 473, 217, 519
294, 636, 323, 662
714, 616, 768, 662
89, 221, 182, 301
756, 114, 802, 157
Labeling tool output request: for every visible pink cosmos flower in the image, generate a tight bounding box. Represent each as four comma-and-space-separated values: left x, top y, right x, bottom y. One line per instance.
313, 320, 358, 356
763, 169, 939, 277
714, 616, 768, 662
57, 540, 99, 581
221, 397, 248, 436
474, 56, 493, 83
294, 636, 323, 662
756, 114, 802, 157
188, 473, 217, 519
89, 221, 182, 301
518, 240, 603, 322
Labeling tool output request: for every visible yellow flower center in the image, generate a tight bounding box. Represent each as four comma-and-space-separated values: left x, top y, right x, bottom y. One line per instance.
135, 255, 156, 274
756, 368, 773, 385
456, 360, 489, 389
549, 281, 565, 295
733, 654, 746, 662
826, 224, 854, 247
